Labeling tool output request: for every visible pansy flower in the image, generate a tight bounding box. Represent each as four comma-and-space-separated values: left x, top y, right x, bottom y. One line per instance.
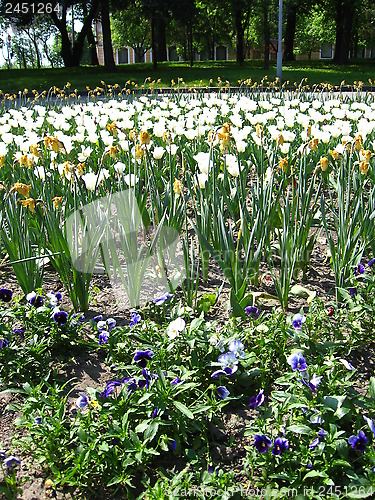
134, 350, 154, 368
26, 291, 43, 307
245, 305, 260, 318
254, 434, 272, 453
215, 386, 230, 400
348, 430, 367, 452
52, 309, 68, 326
228, 340, 246, 359
153, 292, 172, 305
272, 437, 289, 455
129, 310, 141, 327
287, 352, 307, 372
217, 352, 239, 375
292, 313, 306, 330
249, 390, 265, 409
0, 288, 12, 303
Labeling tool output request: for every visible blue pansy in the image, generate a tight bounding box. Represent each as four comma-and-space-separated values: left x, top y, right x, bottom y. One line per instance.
99, 331, 109, 345
249, 390, 265, 409
0, 288, 12, 303
292, 313, 306, 329
228, 340, 246, 359
309, 438, 320, 450
348, 430, 367, 452
272, 437, 289, 455
52, 309, 68, 326
76, 393, 90, 410
254, 434, 272, 453
153, 292, 172, 305
215, 386, 230, 400
245, 306, 259, 318
217, 352, 239, 375
287, 352, 307, 371
26, 291, 43, 307
130, 311, 141, 327
134, 350, 154, 368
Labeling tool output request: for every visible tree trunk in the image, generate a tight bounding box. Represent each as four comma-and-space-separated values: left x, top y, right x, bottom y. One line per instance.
283, 2, 297, 61
235, 7, 244, 65
333, 0, 355, 64
151, 16, 157, 69
87, 27, 99, 66
188, 22, 194, 67
101, 0, 116, 71
50, 0, 99, 67
32, 36, 41, 69
263, 2, 270, 70
155, 16, 167, 62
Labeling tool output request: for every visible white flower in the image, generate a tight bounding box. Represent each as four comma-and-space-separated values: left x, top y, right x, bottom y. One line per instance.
82, 172, 98, 191
264, 166, 273, 186
123, 174, 139, 187
193, 152, 211, 174
167, 317, 186, 340
114, 161, 126, 173
78, 145, 92, 163
196, 172, 208, 189
236, 140, 246, 153
153, 146, 165, 160
34, 166, 46, 181
169, 144, 178, 156
225, 154, 241, 177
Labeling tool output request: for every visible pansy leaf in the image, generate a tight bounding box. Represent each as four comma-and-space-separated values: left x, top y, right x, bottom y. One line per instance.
144, 421, 159, 442
286, 424, 312, 435
174, 401, 194, 419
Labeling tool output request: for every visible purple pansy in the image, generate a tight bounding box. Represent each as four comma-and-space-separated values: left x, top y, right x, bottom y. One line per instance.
0, 288, 12, 303
292, 313, 306, 330
254, 434, 272, 453
245, 305, 260, 318
134, 350, 154, 368
248, 390, 265, 409
287, 352, 307, 372
348, 430, 367, 452
272, 437, 289, 455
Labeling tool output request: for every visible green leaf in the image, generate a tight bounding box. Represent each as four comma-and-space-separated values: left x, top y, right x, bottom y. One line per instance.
77, 428, 88, 443
174, 401, 194, 419
135, 421, 150, 434
303, 470, 327, 480
189, 316, 204, 332
286, 424, 312, 435
144, 421, 159, 442
107, 476, 123, 487
368, 377, 375, 399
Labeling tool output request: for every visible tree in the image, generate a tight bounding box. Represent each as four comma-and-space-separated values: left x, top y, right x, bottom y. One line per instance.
170, 0, 196, 66
111, 0, 152, 62
283, 0, 298, 60
50, 1, 100, 67
333, 0, 358, 64
295, 5, 335, 59
141, 0, 169, 68
100, 0, 116, 70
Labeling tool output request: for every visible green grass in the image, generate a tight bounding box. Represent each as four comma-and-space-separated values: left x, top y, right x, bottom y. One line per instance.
1, 59, 375, 94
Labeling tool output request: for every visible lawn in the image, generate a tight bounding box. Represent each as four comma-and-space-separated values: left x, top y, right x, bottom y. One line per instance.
0, 59, 375, 94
